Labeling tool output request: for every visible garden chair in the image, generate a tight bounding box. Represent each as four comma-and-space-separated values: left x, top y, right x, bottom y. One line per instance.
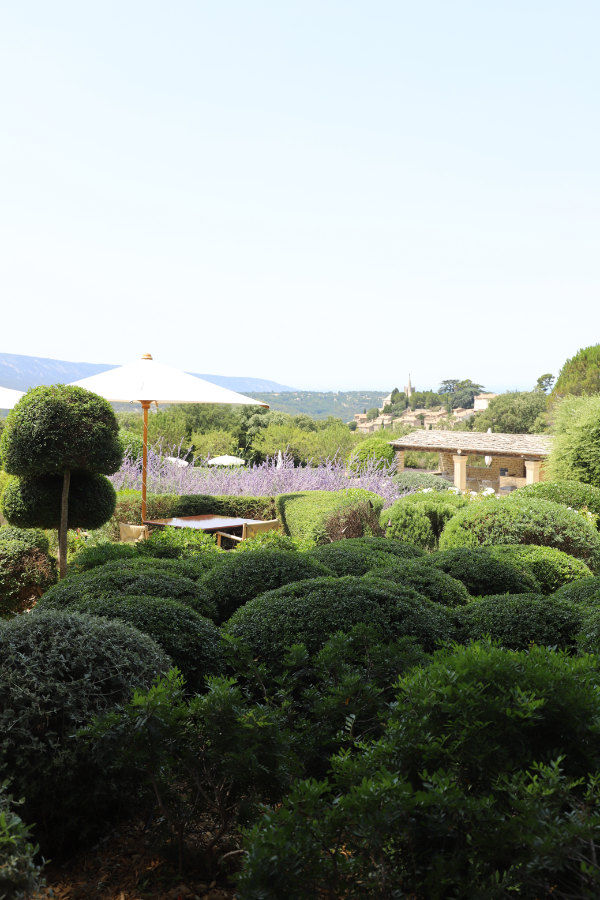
119, 523, 150, 543
215, 519, 282, 548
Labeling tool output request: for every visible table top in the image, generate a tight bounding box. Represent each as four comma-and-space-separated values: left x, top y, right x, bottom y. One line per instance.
143, 515, 259, 532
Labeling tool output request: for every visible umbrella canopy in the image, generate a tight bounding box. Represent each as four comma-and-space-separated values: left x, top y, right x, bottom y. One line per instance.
70, 354, 268, 519
207, 455, 246, 466
0, 386, 25, 410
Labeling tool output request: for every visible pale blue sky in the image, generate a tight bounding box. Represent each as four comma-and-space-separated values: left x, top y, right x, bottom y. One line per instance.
1, 2, 598, 391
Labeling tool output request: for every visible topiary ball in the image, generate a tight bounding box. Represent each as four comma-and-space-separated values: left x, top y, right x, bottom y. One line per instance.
341, 536, 425, 561
306, 542, 397, 577
553, 576, 600, 606
0, 525, 49, 554
201, 550, 335, 623
422, 548, 540, 596
61, 596, 223, 692
364, 559, 469, 608
0, 609, 169, 852
490, 545, 592, 595
380, 502, 435, 550
458, 594, 586, 651
37, 566, 216, 618
1, 472, 117, 531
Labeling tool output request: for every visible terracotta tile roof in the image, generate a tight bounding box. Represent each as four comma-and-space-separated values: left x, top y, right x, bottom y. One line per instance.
389, 431, 551, 458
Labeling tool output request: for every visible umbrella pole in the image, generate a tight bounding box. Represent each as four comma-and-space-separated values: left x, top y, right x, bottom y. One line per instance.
141, 401, 151, 522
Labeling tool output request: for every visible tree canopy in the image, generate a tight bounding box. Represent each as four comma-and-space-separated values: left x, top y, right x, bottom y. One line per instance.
552, 344, 600, 398
473, 391, 548, 434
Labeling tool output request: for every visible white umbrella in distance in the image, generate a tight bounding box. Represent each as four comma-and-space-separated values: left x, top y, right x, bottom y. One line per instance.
70, 354, 268, 519
0, 386, 25, 410
207, 455, 246, 466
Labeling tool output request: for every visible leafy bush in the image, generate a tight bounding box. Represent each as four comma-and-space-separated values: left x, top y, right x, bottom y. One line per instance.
138, 525, 219, 558
365, 559, 469, 607
553, 576, 600, 606
275, 490, 385, 545
380, 501, 435, 549
514, 480, 600, 519
65, 597, 223, 692
545, 394, 600, 487
491, 544, 592, 595
1, 472, 117, 530
402, 489, 468, 509
0, 784, 43, 900
0, 541, 57, 616
339, 535, 425, 561
306, 542, 396, 577
70, 553, 224, 582
423, 547, 540, 596
235, 530, 297, 553
0, 610, 169, 851
348, 435, 395, 471
37, 566, 215, 617
67, 540, 141, 573
119, 428, 144, 461
575, 608, 600, 655
458, 594, 586, 650
439, 496, 600, 571
202, 551, 334, 623
392, 471, 450, 492
0, 525, 49, 554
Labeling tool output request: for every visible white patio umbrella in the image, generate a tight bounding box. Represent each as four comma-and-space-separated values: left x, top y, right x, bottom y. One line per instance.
207, 455, 246, 466
0, 386, 25, 409
70, 354, 267, 519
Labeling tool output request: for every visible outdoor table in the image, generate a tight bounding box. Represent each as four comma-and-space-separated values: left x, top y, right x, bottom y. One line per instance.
142, 515, 260, 536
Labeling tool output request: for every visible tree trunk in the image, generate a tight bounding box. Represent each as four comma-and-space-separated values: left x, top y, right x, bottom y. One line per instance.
59, 469, 71, 580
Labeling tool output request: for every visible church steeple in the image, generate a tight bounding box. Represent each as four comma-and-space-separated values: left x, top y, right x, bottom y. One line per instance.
404, 374, 413, 398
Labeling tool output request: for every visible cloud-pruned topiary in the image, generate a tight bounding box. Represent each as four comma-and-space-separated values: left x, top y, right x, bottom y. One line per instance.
553, 577, 600, 606
341, 536, 425, 561
380, 502, 435, 550
439, 496, 600, 572
422, 548, 540, 597
490, 545, 592, 595
202, 550, 334, 623
1, 472, 117, 532
306, 543, 396, 578
0, 610, 169, 852
513, 480, 600, 520
458, 594, 586, 651
365, 559, 469, 608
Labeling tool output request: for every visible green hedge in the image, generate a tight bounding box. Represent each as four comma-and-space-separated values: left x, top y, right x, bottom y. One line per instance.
380, 502, 435, 549
275, 490, 385, 545
0, 541, 57, 616
38, 566, 216, 618
64, 596, 223, 692
553, 577, 600, 606
490, 545, 592, 595
70, 552, 223, 581
365, 559, 469, 608
458, 594, 586, 651
0, 525, 49, 554
0, 610, 168, 852
340, 536, 425, 561
202, 550, 334, 623
348, 436, 395, 472
439, 497, 600, 572
513, 480, 600, 520
392, 472, 451, 492
423, 548, 540, 597
306, 543, 397, 578
1, 472, 117, 531
575, 608, 600, 654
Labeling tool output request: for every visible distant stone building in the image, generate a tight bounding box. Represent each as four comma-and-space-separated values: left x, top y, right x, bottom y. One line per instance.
474, 393, 498, 411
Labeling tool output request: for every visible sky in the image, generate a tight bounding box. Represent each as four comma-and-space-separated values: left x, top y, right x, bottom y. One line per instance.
1, 2, 598, 392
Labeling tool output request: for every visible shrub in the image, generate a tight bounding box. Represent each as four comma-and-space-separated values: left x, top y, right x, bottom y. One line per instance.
202, 551, 334, 623
1, 472, 117, 531
0, 784, 43, 900
392, 471, 450, 492
65, 597, 223, 692
0, 541, 57, 616
402, 490, 468, 509
119, 428, 144, 461
490, 544, 592, 595
458, 594, 586, 651
575, 608, 600, 654
439, 496, 600, 571
545, 394, 600, 487
348, 435, 395, 471
306, 542, 397, 577
514, 480, 600, 520
37, 566, 215, 617
275, 490, 385, 545
70, 553, 224, 581
67, 540, 141, 573
423, 547, 540, 596
0, 525, 49, 554
553, 576, 600, 606
138, 525, 219, 558
235, 530, 298, 553
380, 502, 435, 549
339, 536, 425, 561
364, 559, 469, 607
0, 610, 169, 851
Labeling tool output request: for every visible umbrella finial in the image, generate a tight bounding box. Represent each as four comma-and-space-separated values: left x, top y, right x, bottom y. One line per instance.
141, 353, 153, 360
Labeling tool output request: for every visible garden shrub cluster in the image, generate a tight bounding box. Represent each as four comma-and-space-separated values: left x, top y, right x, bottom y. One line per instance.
554, 576, 600, 605
380, 501, 435, 548
458, 594, 587, 651
0, 525, 49, 554
306, 541, 397, 577
490, 544, 592, 594
392, 471, 451, 491
275, 489, 384, 545
423, 547, 541, 596
514, 479, 600, 519
0, 541, 57, 616
0, 783, 43, 900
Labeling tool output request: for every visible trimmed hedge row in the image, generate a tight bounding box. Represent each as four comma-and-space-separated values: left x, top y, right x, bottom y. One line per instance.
275, 490, 385, 545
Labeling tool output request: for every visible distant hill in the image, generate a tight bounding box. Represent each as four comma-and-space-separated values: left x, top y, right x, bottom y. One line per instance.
246, 390, 389, 420
0, 353, 297, 394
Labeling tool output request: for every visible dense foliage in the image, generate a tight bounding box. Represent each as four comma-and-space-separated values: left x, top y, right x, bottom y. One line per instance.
458, 594, 586, 651
545, 394, 600, 487
340, 535, 425, 560
380, 501, 435, 549
552, 342, 600, 398
348, 435, 395, 471
0, 784, 43, 900
1, 472, 117, 530
0, 610, 169, 851
307, 541, 397, 577
491, 544, 592, 594
439, 496, 600, 571
365, 558, 470, 607
514, 479, 600, 518
472, 390, 547, 433
0, 525, 49, 554
0, 540, 57, 615
554, 576, 600, 605
276, 489, 384, 545
423, 547, 541, 596
392, 470, 450, 491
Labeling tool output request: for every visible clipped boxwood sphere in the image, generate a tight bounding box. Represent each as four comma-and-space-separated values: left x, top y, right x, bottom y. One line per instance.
306, 542, 397, 577
0, 384, 122, 477
341, 536, 425, 561
0, 610, 169, 851
1, 472, 117, 530
0, 525, 49, 554
422, 548, 540, 597
225, 577, 394, 663
202, 550, 334, 623
0, 541, 57, 615
458, 594, 586, 651
490, 545, 592, 595
380, 502, 435, 550
553, 576, 600, 606
514, 480, 600, 519
37, 565, 216, 618
439, 496, 600, 572
359, 577, 458, 651
62, 596, 223, 692
365, 559, 469, 607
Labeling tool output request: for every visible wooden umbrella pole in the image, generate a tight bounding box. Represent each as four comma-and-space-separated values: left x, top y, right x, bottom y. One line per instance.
141, 400, 151, 522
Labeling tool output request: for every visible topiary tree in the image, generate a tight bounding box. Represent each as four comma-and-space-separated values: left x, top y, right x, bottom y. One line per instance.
0, 386, 123, 578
